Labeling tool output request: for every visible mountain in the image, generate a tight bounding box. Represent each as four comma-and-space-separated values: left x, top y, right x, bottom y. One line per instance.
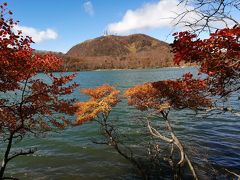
60, 34, 178, 71
38, 34, 192, 71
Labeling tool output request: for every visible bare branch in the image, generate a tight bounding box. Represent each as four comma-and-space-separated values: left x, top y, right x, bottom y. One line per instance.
225, 168, 240, 178
147, 120, 173, 143
95, 116, 148, 179
147, 112, 199, 180
174, 0, 240, 34
7, 148, 36, 163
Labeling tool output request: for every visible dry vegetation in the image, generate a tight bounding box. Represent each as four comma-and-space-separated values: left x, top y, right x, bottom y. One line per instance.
39, 34, 193, 71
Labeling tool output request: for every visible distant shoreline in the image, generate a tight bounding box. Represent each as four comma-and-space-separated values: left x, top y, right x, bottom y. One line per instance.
93, 66, 188, 71
61, 65, 196, 73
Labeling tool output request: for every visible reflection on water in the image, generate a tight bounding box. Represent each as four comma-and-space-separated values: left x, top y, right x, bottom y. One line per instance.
1, 67, 240, 179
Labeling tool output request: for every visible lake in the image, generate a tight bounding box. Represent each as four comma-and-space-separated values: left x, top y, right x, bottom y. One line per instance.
3, 67, 240, 179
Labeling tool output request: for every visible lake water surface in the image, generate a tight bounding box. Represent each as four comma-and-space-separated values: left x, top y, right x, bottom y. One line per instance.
3, 67, 240, 179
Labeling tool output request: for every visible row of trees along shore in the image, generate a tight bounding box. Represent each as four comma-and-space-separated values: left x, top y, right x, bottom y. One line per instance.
0, 1, 239, 179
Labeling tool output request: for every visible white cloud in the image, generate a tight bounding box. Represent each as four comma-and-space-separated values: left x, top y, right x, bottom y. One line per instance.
83, 1, 94, 16
14, 25, 58, 43
107, 0, 201, 34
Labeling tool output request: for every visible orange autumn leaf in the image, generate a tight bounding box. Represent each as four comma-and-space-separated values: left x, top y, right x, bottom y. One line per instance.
125, 74, 212, 112
75, 84, 120, 124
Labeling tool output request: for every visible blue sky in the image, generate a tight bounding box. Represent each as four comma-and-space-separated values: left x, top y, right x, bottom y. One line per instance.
7, 0, 239, 53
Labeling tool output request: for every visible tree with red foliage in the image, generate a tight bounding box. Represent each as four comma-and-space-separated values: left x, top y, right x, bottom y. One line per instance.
124, 74, 212, 179
172, 27, 240, 97
172, 27, 240, 178
0, 3, 78, 178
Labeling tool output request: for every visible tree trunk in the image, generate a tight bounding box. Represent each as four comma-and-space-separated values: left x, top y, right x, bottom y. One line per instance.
0, 132, 14, 178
